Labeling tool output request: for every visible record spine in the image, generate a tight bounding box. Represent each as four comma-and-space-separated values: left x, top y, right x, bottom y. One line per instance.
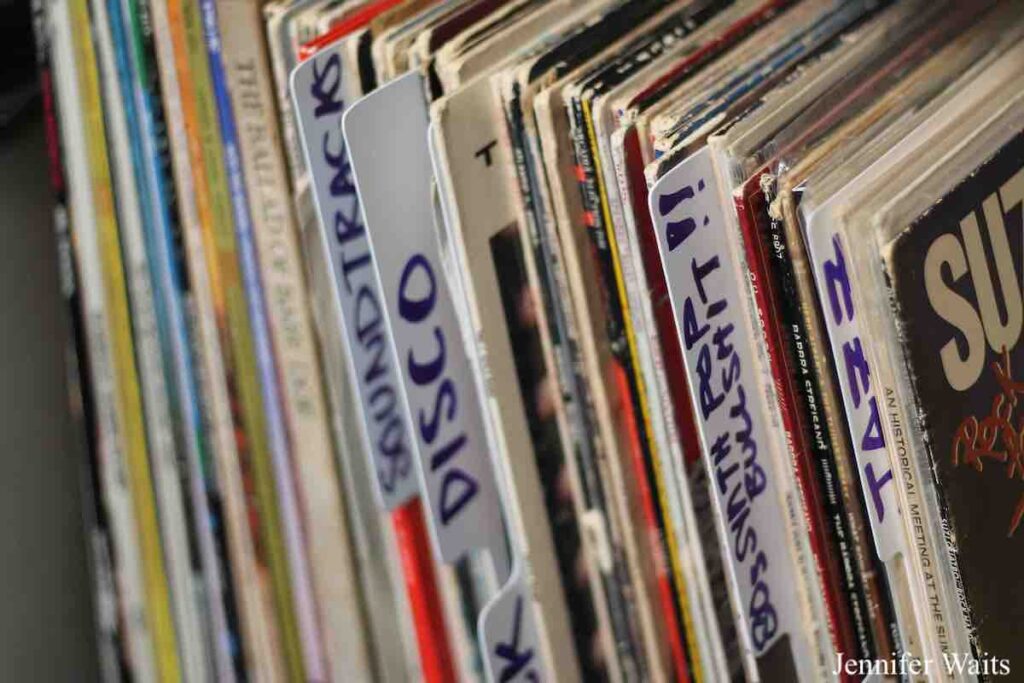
534, 77, 663, 678
72, 0, 184, 675
569, 94, 691, 681
499, 80, 634, 679
802, 199, 952, 669
508, 82, 646, 679
392, 498, 459, 683
203, 1, 377, 679
619, 124, 743, 681
764, 178, 889, 660
148, 0, 284, 673
51, 0, 160, 675
778, 191, 900, 660
197, 0, 329, 676
121, 5, 240, 669
106, 0, 244, 674
649, 145, 842, 682
845, 219, 970, 663
732, 176, 851, 662
93, 1, 212, 677
164, 0, 306, 675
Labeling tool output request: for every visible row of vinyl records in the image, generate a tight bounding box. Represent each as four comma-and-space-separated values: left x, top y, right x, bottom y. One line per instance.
34, 0, 1024, 678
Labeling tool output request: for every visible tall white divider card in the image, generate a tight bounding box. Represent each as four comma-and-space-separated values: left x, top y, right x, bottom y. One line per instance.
290, 42, 419, 511
648, 147, 815, 681
803, 202, 902, 563
343, 72, 548, 682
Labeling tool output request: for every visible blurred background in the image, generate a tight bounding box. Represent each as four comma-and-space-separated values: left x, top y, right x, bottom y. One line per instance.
0, 0, 99, 677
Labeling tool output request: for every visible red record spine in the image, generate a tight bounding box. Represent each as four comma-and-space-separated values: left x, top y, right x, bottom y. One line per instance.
570, 101, 691, 680
733, 173, 853, 676
624, 129, 703, 471
297, 0, 405, 60
392, 498, 457, 683
625, 126, 744, 679
612, 365, 690, 683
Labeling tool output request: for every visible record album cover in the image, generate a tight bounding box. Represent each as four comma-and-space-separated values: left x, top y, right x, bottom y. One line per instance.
886, 129, 1024, 674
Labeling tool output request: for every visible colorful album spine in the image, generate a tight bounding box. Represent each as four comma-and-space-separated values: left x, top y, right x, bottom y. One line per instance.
579, 5, 748, 673
49, 0, 158, 676
606, 134, 729, 682
731, 173, 859, 667
776, 188, 899, 659
618, 125, 743, 680
204, 0, 380, 677
831, 205, 969, 665
741, 170, 893, 660
198, 0, 331, 678
392, 499, 458, 683
801, 197, 943, 669
537, 76, 667, 678
590, 87, 723, 681
568, 98, 692, 680
100, 0, 232, 675
33, 1, 126, 676
117, 0, 248, 670
65, 0, 181, 677
163, 0, 306, 676
147, 0, 281, 673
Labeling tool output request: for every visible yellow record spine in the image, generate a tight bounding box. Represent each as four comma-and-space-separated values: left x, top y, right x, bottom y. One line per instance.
583, 97, 704, 683
69, 0, 182, 678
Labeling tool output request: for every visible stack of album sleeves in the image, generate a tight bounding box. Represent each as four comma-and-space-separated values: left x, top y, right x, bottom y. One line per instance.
33, 0, 1024, 678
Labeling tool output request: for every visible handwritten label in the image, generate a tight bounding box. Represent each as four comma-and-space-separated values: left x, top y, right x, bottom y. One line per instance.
649, 147, 809, 670
342, 71, 508, 568
291, 45, 417, 509
479, 570, 545, 683
803, 206, 902, 562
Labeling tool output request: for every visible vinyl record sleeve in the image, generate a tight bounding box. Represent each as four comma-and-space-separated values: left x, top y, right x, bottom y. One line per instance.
497, 3, 703, 676
788, 21, 1024, 671
702, 6, 967, 665
163, 0, 309, 674
210, 0, 378, 678
813, 57, 1024, 670
506, 13, 669, 668
693, 16, 914, 662
614, 124, 744, 682
430, 72, 608, 680
405, 0, 511, 71
600, 7, 795, 675
149, 0, 287, 674
203, 2, 329, 676
91, 0, 213, 676
561, 6, 743, 676
55, 0, 180, 676
47, 0, 154, 676
883, 127, 1024, 678
426, 5, 632, 677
